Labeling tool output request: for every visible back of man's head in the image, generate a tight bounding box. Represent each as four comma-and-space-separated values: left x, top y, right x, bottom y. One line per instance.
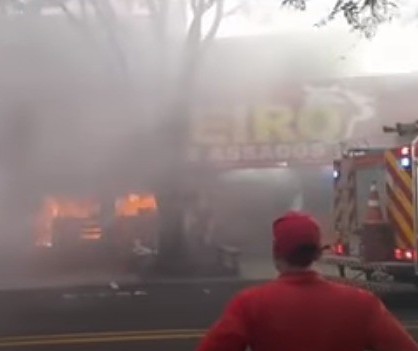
272, 211, 322, 269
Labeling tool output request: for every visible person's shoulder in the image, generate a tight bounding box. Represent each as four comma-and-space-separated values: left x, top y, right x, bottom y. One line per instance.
326, 279, 381, 304
231, 280, 278, 303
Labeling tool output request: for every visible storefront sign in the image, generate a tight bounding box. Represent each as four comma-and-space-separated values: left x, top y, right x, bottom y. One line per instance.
188, 84, 376, 167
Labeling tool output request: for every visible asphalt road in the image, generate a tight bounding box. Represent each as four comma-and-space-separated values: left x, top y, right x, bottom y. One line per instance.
1, 278, 418, 351
0, 330, 202, 351
2, 325, 418, 351
0, 279, 261, 350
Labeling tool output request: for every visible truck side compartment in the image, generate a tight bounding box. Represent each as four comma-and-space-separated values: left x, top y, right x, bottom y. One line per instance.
325, 146, 417, 282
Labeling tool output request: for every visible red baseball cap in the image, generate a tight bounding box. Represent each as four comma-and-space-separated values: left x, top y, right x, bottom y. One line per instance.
273, 211, 322, 259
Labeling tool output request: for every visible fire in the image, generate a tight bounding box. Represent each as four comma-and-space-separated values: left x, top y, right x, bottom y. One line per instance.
115, 194, 157, 217
35, 194, 158, 247
36, 197, 100, 247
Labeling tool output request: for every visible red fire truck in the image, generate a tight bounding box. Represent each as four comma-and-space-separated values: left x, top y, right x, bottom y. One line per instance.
323, 139, 418, 283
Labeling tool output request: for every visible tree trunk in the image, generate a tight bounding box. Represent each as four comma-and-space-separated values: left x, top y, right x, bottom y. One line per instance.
143, 0, 223, 275
155, 187, 192, 274
153, 91, 195, 275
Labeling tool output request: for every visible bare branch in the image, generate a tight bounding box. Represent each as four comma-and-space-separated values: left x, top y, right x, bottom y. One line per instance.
223, 2, 246, 17
145, 0, 158, 14
190, 0, 216, 15
187, 0, 224, 47
187, 0, 206, 47
57, 1, 84, 25
88, 0, 129, 76
202, 0, 216, 12
187, 13, 202, 47
80, 0, 87, 17
146, 0, 168, 43
190, 0, 199, 13
202, 0, 224, 46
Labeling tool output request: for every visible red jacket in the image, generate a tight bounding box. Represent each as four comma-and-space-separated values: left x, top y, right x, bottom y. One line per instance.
197, 271, 418, 351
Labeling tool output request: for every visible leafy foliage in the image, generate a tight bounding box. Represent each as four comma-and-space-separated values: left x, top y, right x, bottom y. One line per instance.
282, 0, 399, 38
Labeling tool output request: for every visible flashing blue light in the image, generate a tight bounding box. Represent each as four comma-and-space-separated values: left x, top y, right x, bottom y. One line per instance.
333, 169, 340, 179
401, 157, 411, 168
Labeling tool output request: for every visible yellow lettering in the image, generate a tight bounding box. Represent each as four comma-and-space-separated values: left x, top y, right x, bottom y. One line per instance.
253, 106, 296, 143
297, 107, 344, 142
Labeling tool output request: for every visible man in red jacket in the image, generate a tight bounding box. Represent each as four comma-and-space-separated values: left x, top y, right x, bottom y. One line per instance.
197, 211, 418, 351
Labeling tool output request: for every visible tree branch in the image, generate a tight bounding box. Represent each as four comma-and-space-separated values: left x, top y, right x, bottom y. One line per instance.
146, 0, 168, 42
283, 0, 399, 39
80, 0, 87, 17
187, 1, 203, 47
57, 0, 84, 26
146, 0, 158, 15
187, 0, 224, 48
281, 0, 306, 11
202, 0, 224, 46
190, 0, 199, 13
223, 2, 246, 17
88, 0, 129, 77
202, 0, 216, 12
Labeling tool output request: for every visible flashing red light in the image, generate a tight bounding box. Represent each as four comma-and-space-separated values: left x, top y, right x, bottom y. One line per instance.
405, 249, 415, 261
394, 248, 403, 260
401, 146, 410, 156
394, 248, 416, 261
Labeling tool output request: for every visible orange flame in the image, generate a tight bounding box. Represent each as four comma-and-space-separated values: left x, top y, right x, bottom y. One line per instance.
116, 194, 157, 217
36, 197, 100, 247
35, 194, 158, 247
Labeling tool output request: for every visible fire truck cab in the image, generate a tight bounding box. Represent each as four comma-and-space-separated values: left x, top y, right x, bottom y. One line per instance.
323, 141, 418, 282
